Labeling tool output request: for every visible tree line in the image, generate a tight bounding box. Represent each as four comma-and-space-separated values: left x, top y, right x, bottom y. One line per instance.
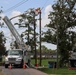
0, 0, 76, 67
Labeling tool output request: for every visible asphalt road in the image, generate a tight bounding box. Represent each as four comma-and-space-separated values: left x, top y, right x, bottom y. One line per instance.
1, 66, 48, 75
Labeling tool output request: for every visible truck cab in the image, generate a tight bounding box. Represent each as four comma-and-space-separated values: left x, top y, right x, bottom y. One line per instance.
5, 49, 23, 68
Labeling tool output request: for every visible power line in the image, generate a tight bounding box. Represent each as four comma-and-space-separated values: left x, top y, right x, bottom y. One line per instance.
4, 0, 28, 13
41, 0, 49, 10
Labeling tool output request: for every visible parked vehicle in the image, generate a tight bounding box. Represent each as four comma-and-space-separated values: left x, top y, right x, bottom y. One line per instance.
5, 49, 23, 68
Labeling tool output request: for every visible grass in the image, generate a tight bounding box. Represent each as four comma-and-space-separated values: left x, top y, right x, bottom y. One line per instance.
38, 68, 76, 74
31, 58, 76, 74
31, 58, 56, 67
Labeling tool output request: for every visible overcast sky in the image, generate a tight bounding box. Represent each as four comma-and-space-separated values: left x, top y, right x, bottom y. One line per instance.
0, 0, 57, 50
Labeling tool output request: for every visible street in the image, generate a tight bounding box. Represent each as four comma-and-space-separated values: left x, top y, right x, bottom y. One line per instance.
1, 66, 48, 75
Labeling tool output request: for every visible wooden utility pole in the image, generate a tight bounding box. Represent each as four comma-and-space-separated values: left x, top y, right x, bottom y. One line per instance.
39, 9, 42, 66
56, 19, 59, 69
33, 12, 37, 66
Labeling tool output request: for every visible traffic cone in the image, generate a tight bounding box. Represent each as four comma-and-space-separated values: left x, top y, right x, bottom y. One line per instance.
8, 64, 12, 69
35, 63, 38, 67
23, 62, 26, 69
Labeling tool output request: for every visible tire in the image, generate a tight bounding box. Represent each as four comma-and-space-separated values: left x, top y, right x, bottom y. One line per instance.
5, 64, 8, 68
20, 60, 23, 68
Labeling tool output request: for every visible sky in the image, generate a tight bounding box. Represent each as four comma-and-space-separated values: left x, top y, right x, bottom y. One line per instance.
0, 0, 57, 50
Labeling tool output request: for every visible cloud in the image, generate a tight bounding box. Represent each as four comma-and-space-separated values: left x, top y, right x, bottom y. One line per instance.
9, 10, 22, 26
2, 10, 22, 35
41, 4, 53, 27
2, 11, 22, 49
42, 42, 57, 50
41, 5, 57, 50
10, 11, 21, 18
44, 5, 53, 17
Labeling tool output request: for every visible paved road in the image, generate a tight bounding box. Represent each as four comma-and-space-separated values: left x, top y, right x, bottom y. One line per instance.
1, 66, 48, 75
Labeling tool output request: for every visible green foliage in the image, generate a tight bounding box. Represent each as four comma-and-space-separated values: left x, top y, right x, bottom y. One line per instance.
0, 31, 6, 55
14, 13, 38, 50
42, 0, 76, 67
31, 58, 56, 67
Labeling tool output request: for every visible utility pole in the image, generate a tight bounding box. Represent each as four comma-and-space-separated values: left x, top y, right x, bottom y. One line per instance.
33, 12, 37, 66
27, 24, 30, 45
39, 9, 42, 66
57, 21, 59, 69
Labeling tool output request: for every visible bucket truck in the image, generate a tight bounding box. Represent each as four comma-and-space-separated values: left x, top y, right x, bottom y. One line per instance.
3, 16, 31, 68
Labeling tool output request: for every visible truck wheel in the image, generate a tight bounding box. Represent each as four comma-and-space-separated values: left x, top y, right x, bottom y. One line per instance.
20, 60, 23, 68
5, 64, 8, 68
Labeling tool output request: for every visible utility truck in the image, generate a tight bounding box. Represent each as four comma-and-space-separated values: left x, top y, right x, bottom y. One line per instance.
3, 16, 31, 68
5, 49, 23, 68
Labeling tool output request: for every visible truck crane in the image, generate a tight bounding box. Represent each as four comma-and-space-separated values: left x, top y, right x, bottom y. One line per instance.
3, 16, 31, 68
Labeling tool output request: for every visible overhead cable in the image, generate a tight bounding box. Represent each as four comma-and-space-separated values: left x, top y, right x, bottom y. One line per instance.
41, 0, 49, 10
4, 0, 28, 13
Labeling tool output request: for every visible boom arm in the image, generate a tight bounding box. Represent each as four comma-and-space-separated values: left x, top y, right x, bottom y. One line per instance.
3, 16, 28, 51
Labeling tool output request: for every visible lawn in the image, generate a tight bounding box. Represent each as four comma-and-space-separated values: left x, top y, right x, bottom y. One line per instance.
38, 68, 76, 74
31, 58, 76, 74
31, 58, 56, 67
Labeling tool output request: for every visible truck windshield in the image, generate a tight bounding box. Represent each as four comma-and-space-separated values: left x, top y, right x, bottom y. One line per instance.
8, 50, 23, 55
